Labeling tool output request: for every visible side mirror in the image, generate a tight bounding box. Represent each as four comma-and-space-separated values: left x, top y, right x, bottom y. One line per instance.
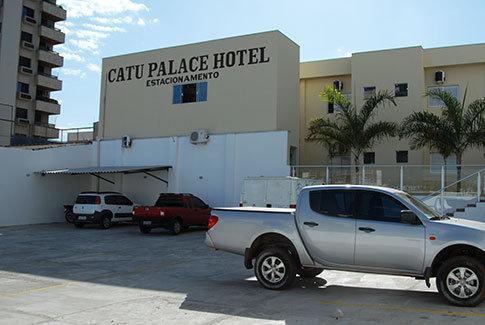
401, 210, 420, 225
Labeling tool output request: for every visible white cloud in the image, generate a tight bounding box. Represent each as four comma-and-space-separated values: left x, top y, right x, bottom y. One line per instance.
60, 51, 85, 62
86, 63, 101, 73
90, 16, 134, 25
61, 0, 148, 18
337, 48, 353, 57
70, 39, 99, 52
136, 18, 146, 26
61, 68, 86, 78
82, 24, 126, 33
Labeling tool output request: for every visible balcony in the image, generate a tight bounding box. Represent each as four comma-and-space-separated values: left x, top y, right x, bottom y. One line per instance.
36, 73, 62, 91
40, 25, 65, 44
33, 123, 59, 139
36, 97, 61, 115
38, 48, 64, 67
42, 0, 67, 22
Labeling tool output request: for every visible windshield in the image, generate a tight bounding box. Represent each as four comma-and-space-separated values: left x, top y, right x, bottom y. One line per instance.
396, 192, 441, 219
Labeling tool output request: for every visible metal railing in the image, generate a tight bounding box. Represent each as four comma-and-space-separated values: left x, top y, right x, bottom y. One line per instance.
421, 167, 484, 215
291, 164, 485, 213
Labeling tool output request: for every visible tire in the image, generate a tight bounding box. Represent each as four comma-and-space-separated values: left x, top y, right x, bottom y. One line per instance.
74, 222, 84, 228
138, 221, 151, 234
170, 219, 182, 235
436, 256, 485, 307
100, 215, 112, 229
254, 247, 297, 290
65, 211, 76, 224
298, 267, 324, 278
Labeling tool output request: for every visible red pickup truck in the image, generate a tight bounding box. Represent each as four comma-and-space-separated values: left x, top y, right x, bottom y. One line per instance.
132, 193, 211, 235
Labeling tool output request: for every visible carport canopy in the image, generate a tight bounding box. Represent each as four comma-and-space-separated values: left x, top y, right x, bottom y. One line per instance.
36, 165, 172, 185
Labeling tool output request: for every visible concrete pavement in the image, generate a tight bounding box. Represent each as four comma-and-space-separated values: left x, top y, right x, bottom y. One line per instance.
0, 223, 484, 324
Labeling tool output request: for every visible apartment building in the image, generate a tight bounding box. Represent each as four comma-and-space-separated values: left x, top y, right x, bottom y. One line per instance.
299, 44, 485, 166
0, 0, 65, 146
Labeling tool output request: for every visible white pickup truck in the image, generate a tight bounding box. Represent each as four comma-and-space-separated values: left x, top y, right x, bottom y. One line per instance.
206, 185, 485, 306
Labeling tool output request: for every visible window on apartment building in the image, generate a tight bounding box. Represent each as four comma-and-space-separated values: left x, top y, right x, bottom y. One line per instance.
17, 82, 29, 94
35, 112, 43, 124
19, 56, 31, 68
396, 151, 408, 163
22, 5, 35, 18
16, 108, 28, 120
394, 83, 408, 97
20, 31, 33, 43
427, 85, 459, 108
363, 152, 375, 164
363, 86, 376, 100
173, 82, 208, 104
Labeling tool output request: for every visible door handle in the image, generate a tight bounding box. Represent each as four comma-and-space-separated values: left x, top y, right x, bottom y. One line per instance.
358, 227, 375, 233
303, 221, 319, 227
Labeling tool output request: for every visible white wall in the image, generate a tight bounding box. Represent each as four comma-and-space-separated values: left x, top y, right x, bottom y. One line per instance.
99, 130, 290, 207
0, 131, 290, 226
0, 144, 95, 227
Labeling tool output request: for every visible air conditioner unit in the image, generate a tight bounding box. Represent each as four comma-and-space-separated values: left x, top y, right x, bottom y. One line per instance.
21, 41, 35, 50
17, 92, 32, 100
333, 80, 343, 91
19, 66, 33, 75
435, 70, 445, 84
23, 16, 37, 25
190, 130, 209, 144
121, 135, 132, 148
17, 118, 30, 124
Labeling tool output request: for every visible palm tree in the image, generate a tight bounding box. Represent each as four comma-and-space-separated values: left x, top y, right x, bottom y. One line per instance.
306, 86, 398, 179
399, 87, 485, 190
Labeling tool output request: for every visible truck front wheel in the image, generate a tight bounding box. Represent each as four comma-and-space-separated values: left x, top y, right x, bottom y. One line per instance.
254, 247, 297, 290
436, 256, 485, 307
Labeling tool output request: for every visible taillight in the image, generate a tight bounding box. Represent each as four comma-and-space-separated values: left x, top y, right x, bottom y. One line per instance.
160, 211, 165, 216
94, 196, 101, 205
208, 215, 218, 229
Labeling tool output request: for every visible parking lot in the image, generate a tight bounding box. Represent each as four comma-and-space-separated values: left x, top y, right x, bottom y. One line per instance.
0, 223, 484, 324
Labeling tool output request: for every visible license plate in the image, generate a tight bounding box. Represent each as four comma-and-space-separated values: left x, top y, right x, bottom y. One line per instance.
78, 216, 86, 221
143, 221, 151, 226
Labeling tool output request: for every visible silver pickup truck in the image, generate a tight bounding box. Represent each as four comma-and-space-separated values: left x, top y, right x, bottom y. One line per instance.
206, 185, 485, 306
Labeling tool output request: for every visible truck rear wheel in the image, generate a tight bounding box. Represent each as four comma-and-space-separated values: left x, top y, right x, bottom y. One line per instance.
436, 256, 485, 307
254, 247, 297, 290
170, 219, 182, 235
298, 267, 323, 278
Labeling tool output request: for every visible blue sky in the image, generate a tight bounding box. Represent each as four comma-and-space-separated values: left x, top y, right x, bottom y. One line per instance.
55, 0, 485, 128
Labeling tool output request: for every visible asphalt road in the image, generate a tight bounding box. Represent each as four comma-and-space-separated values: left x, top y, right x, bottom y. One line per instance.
0, 223, 484, 324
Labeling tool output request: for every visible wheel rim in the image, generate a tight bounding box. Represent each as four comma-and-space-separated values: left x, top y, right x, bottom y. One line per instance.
173, 221, 181, 233
261, 256, 286, 283
446, 267, 480, 299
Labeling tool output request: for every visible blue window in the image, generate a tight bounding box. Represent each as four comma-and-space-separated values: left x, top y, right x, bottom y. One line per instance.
172, 82, 208, 104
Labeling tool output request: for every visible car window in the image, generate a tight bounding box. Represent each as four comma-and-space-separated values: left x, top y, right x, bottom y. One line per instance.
118, 196, 133, 205
190, 197, 207, 208
75, 195, 98, 204
359, 191, 407, 223
155, 196, 185, 208
104, 195, 118, 205
309, 190, 356, 218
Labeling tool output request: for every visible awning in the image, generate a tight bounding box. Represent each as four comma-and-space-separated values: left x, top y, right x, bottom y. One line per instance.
36, 165, 172, 184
